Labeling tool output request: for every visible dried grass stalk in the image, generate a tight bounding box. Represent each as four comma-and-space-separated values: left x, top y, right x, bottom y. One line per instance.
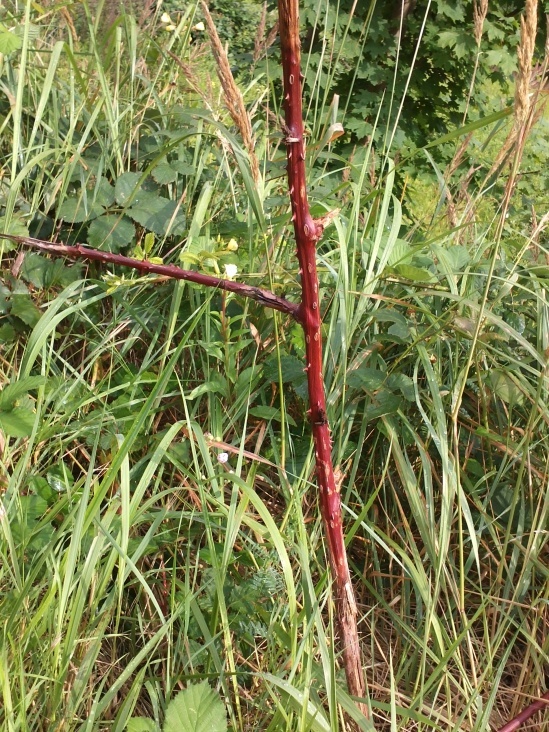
513, 0, 538, 138
481, 0, 540, 190
473, 0, 489, 46
201, 1, 260, 183
253, 3, 268, 63
264, 21, 280, 54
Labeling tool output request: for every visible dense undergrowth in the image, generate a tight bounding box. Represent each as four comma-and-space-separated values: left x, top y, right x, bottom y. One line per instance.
0, 1, 548, 730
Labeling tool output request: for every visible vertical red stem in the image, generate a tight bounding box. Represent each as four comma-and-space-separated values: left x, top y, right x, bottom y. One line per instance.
277, 0, 368, 716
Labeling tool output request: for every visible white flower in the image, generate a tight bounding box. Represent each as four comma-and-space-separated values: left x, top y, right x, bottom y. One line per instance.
217, 452, 229, 464
193, 21, 205, 31
161, 12, 172, 23
224, 264, 238, 280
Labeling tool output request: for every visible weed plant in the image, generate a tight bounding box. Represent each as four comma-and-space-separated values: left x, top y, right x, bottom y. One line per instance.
0, 1, 547, 731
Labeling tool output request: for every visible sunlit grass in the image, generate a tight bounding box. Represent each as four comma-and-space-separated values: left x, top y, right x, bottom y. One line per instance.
0, 1, 548, 731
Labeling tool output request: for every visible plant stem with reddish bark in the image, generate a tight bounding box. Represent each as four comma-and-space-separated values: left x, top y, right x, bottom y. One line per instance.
277, 0, 368, 716
496, 690, 549, 732
0, 235, 299, 319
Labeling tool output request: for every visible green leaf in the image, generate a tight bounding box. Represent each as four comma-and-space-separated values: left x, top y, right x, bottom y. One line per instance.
152, 160, 179, 185
249, 405, 297, 426
364, 390, 400, 422
115, 172, 148, 205
387, 373, 415, 401
19, 494, 48, 523
0, 215, 29, 250
21, 253, 81, 288
263, 355, 306, 385
433, 244, 470, 275
126, 191, 186, 236
347, 367, 385, 391
189, 183, 213, 240
0, 407, 36, 437
172, 161, 195, 175
488, 371, 523, 405
10, 294, 41, 327
261, 674, 330, 732
388, 320, 410, 340
0, 376, 45, 411
95, 178, 116, 207
57, 197, 103, 223
387, 238, 412, 267
87, 215, 136, 252
0, 324, 16, 343
249, 405, 281, 420
163, 681, 227, 732
126, 718, 158, 732
46, 465, 74, 493
394, 264, 432, 282
0, 25, 22, 54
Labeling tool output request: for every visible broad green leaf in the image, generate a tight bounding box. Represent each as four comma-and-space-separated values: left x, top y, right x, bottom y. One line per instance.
488, 371, 524, 405
94, 178, 116, 207
0, 376, 45, 410
46, 465, 74, 493
364, 390, 400, 422
163, 681, 227, 732
388, 320, 410, 340
263, 355, 306, 386
87, 215, 136, 252
388, 373, 415, 401
10, 294, 41, 327
0, 324, 16, 343
394, 264, 433, 282
187, 372, 228, 400
172, 161, 195, 175
387, 238, 412, 267
19, 494, 48, 522
21, 253, 81, 288
249, 405, 297, 426
0, 407, 36, 437
433, 244, 470, 275
249, 405, 282, 420
347, 367, 385, 391
0, 25, 22, 54
0, 215, 29, 249
57, 197, 103, 223
126, 191, 186, 236
115, 172, 148, 205
126, 718, 158, 732
152, 160, 179, 185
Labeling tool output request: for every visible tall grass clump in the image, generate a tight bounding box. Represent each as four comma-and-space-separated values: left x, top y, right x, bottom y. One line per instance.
0, 0, 548, 730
